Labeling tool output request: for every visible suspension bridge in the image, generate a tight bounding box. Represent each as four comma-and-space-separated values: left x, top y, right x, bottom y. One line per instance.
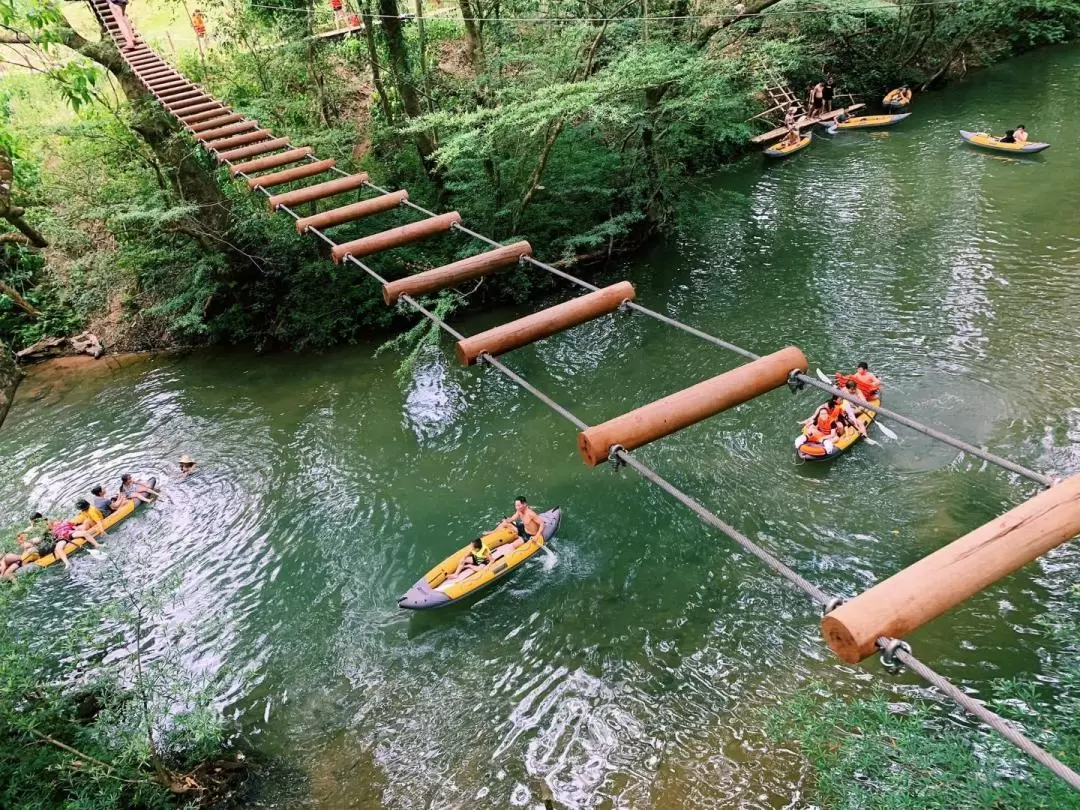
87, 0, 1080, 793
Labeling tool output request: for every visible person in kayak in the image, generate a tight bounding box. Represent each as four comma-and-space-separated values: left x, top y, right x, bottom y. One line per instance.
839, 380, 870, 438
500, 496, 542, 541
999, 129, 1017, 144
450, 537, 491, 580
47, 502, 107, 565
796, 396, 848, 453
0, 533, 29, 578
1014, 125, 1028, 144
836, 362, 881, 399
91, 485, 121, 515
119, 474, 154, 504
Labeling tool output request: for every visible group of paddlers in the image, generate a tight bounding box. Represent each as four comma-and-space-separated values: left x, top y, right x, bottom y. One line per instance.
0, 475, 153, 578
1, 456, 197, 580
795, 364, 882, 454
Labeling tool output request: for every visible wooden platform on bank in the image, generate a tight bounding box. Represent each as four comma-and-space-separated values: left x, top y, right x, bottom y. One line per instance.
750, 104, 866, 144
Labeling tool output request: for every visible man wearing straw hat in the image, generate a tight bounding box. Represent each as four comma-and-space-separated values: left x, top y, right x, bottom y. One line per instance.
178, 455, 197, 479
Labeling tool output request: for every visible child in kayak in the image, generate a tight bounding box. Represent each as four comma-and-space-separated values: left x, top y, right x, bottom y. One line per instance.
450, 537, 491, 580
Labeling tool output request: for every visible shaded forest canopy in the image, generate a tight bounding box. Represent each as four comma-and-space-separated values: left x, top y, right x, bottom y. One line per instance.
0, 0, 1077, 354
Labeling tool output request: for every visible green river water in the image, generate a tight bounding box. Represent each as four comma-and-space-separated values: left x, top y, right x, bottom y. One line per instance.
3, 45, 1080, 808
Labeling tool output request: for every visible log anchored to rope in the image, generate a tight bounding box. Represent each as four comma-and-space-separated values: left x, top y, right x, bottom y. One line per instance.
578, 346, 808, 466
822, 473, 1080, 663
456, 281, 634, 366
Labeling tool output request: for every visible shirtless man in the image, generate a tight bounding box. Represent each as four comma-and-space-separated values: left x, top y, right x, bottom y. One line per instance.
500, 495, 542, 541
807, 82, 825, 118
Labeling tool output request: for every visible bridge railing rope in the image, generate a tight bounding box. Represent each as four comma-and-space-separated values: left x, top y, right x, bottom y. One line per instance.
88, 0, 1080, 791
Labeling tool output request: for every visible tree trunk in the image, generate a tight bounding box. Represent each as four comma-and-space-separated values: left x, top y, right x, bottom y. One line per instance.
510, 117, 565, 234
377, 0, 441, 185
361, 1, 395, 124
414, 0, 434, 113
0, 279, 42, 319
0, 342, 22, 430
458, 0, 484, 69
306, 40, 334, 127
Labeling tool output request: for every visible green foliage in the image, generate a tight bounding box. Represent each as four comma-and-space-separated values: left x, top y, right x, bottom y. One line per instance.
375, 290, 462, 380
0, 554, 234, 809
768, 587, 1080, 808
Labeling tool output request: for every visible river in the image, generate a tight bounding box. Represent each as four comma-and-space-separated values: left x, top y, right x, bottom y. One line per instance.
3, 44, 1079, 808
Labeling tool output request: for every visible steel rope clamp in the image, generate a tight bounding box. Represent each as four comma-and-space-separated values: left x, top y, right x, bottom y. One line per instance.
786, 369, 805, 394
607, 444, 626, 469
879, 638, 912, 671
821, 596, 845, 617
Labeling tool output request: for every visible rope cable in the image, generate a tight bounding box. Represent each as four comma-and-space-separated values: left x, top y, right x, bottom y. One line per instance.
241, 0, 1008, 22
890, 643, 1080, 792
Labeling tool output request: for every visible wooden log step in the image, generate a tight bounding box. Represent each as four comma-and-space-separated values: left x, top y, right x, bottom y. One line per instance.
267, 172, 369, 211
296, 189, 407, 234
216, 137, 291, 163
138, 67, 176, 80
456, 280, 631, 366
182, 106, 234, 125
822, 472, 1080, 664
157, 84, 200, 97
577, 346, 808, 466
205, 129, 271, 151
229, 147, 314, 177
172, 101, 223, 117
196, 121, 258, 143
188, 114, 245, 134
382, 241, 531, 304
152, 81, 193, 94
161, 91, 208, 106
245, 159, 336, 190
330, 212, 461, 264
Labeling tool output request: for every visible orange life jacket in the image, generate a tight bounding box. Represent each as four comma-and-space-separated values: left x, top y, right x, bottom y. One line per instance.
192, 13, 206, 36
852, 369, 880, 396
838, 370, 879, 398
810, 404, 842, 440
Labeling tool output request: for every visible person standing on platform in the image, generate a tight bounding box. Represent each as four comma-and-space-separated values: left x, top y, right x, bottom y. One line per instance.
807, 82, 825, 118
822, 76, 836, 113
108, 0, 137, 51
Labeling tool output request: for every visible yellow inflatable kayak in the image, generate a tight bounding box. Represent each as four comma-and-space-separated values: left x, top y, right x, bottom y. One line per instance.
398, 507, 561, 609
796, 399, 880, 461
883, 88, 911, 109
828, 113, 910, 132
764, 133, 811, 158
18, 478, 156, 572
959, 130, 1049, 154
